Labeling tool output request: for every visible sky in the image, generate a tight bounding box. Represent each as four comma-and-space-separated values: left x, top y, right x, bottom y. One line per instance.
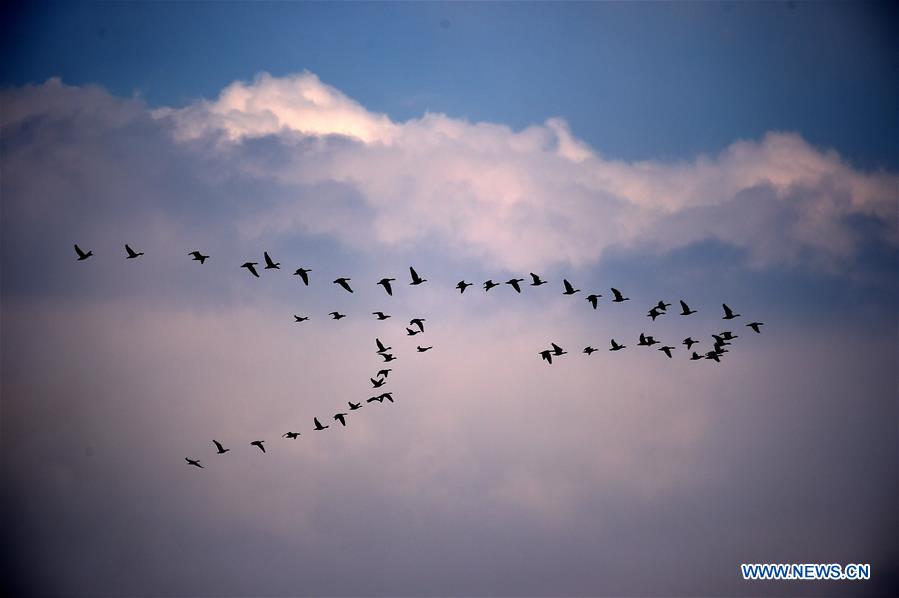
1, 2, 897, 597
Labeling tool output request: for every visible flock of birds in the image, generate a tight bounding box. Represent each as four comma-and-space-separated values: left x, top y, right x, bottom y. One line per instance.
72, 244, 765, 469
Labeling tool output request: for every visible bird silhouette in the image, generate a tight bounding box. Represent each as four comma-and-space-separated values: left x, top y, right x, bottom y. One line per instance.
282, 432, 301, 439
610, 339, 626, 351
74, 244, 93, 260
375, 338, 391, 353
185, 458, 203, 468
719, 331, 738, 340
506, 278, 525, 293
655, 300, 671, 311
329, 311, 346, 320
212, 440, 230, 454
409, 266, 427, 285
378, 278, 396, 296
690, 352, 703, 361
263, 252, 280, 270
711, 334, 731, 348
456, 280, 473, 293
550, 342, 567, 356
539, 349, 553, 364
378, 392, 394, 403
683, 337, 699, 350
293, 268, 311, 285
705, 351, 721, 363
679, 300, 697, 315
372, 311, 391, 320
584, 346, 597, 355
241, 262, 260, 278
562, 279, 580, 295
371, 377, 386, 388
334, 413, 348, 426
334, 277, 354, 293
747, 322, 764, 334
406, 327, 420, 336
410, 318, 426, 333
659, 346, 674, 358
587, 294, 602, 309
610, 288, 629, 302
189, 251, 209, 264
313, 417, 329, 431
484, 279, 499, 291
530, 273, 548, 286
638, 333, 658, 347
647, 307, 662, 321
722, 303, 740, 320
380, 353, 397, 362
366, 396, 384, 403
417, 346, 433, 352
250, 440, 266, 453
294, 315, 309, 323
124, 244, 144, 259
376, 368, 392, 379
348, 401, 362, 411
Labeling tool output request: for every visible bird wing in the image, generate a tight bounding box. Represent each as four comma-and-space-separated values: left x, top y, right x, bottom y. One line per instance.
722, 303, 733, 317
213, 440, 224, 451
74, 244, 87, 258
264, 252, 275, 267
530, 273, 541, 284
611, 288, 622, 300
298, 270, 309, 284
563, 279, 573, 293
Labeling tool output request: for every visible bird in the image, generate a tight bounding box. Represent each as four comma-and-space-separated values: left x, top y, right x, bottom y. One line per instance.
250, 440, 266, 453
185, 458, 203, 468
506, 278, 525, 293
647, 307, 662, 321
530, 273, 548, 286
484, 279, 499, 291
241, 262, 260, 278
747, 322, 764, 334
282, 432, 301, 439
263, 252, 280, 270
550, 342, 567, 356
656, 300, 671, 311
380, 353, 397, 362
329, 311, 346, 320
334, 277, 354, 293
562, 279, 580, 295
293, 268, 311, 285
539, 349, 553, 364
371, 377, 386, 388
406, 327, 420, 336
74, 244, 93, 260
719, 331, 739, 340
313, 417, 329, 431
690, 352, 703, 361
456, 280, 473, 293
376, 369, 392, 379
705, 351, 721, 363
212, 440, 230, 454
377, 278, 396, 296
584, 346, 597, 355
659, 346, 675, 358
409, 318, 426, 333
587, 294, 602, 309
375, 338, 391, 354
722, 303, 740, 320
348, 401, 362, 411
124, 244, 144, 259
610, 288, 629, 302
366, 396, 384, 403
683, 337, 699, 350
378, 392, 394, 403
372, 311, 391, 320
417, 346, 433, 352
610, 339, 626, 351
638, 333, 652, 346
409, 266, 427, 285
679, 300, 697, 315
333, 413, 348, 426
189, 251, 209, 264
293, 315, 309, 323
711, 334, 731, 348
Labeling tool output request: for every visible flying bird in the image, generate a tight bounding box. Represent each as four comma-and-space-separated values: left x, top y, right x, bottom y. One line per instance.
530, 273, 548, 286
719, 331, 739, 340
683, 337, 699, 350
313, 417, 329, 431
456, 280, 473, 293
250, 440, 266, 453
584, 346, 597, 355
241, 262, 260, 278
655, 300, 671, 311
74, 244, 93, 261
409, 266, 427, 285
747, 322, 764, 334
722, 303, 740, 320
659, 346, 675, 358
409, 318, 426, 333
185, 458, 203, 468
293, 315, 309, 323
417, 346, 433, 352
282, 432, 301, 439
334, 413, 348, 426
690, 352, 703, 361
334, 277, 354, 293
705, 351, 721, 363
366, 396, 384, 403
377, 278, 396, 296
375, 338, 391, 354
371, 377, 386, 388
587, 294, 602, 309
329, 311, 346, 320
189, 251, 209, 264
610, 288, 629, 302
376, 368, 392, 379
293, 268, 311, 285
348, 401, 362, 411
380, 353, 397, 362
212, 440, 230, 454
610, 339, 626, 351
484, 279, 499, 291
378, 392, 394, 403
406, 327, 420, 336
372, 311, 391, 320
506, 278, 525, 293
263, 251, 280, 270
562, 279, 580, 295
638, 333, 658, 347
647, 307, 662, 321
124, 244, 144, 259
679, 300, 697, 315
539, 349, 553, 364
